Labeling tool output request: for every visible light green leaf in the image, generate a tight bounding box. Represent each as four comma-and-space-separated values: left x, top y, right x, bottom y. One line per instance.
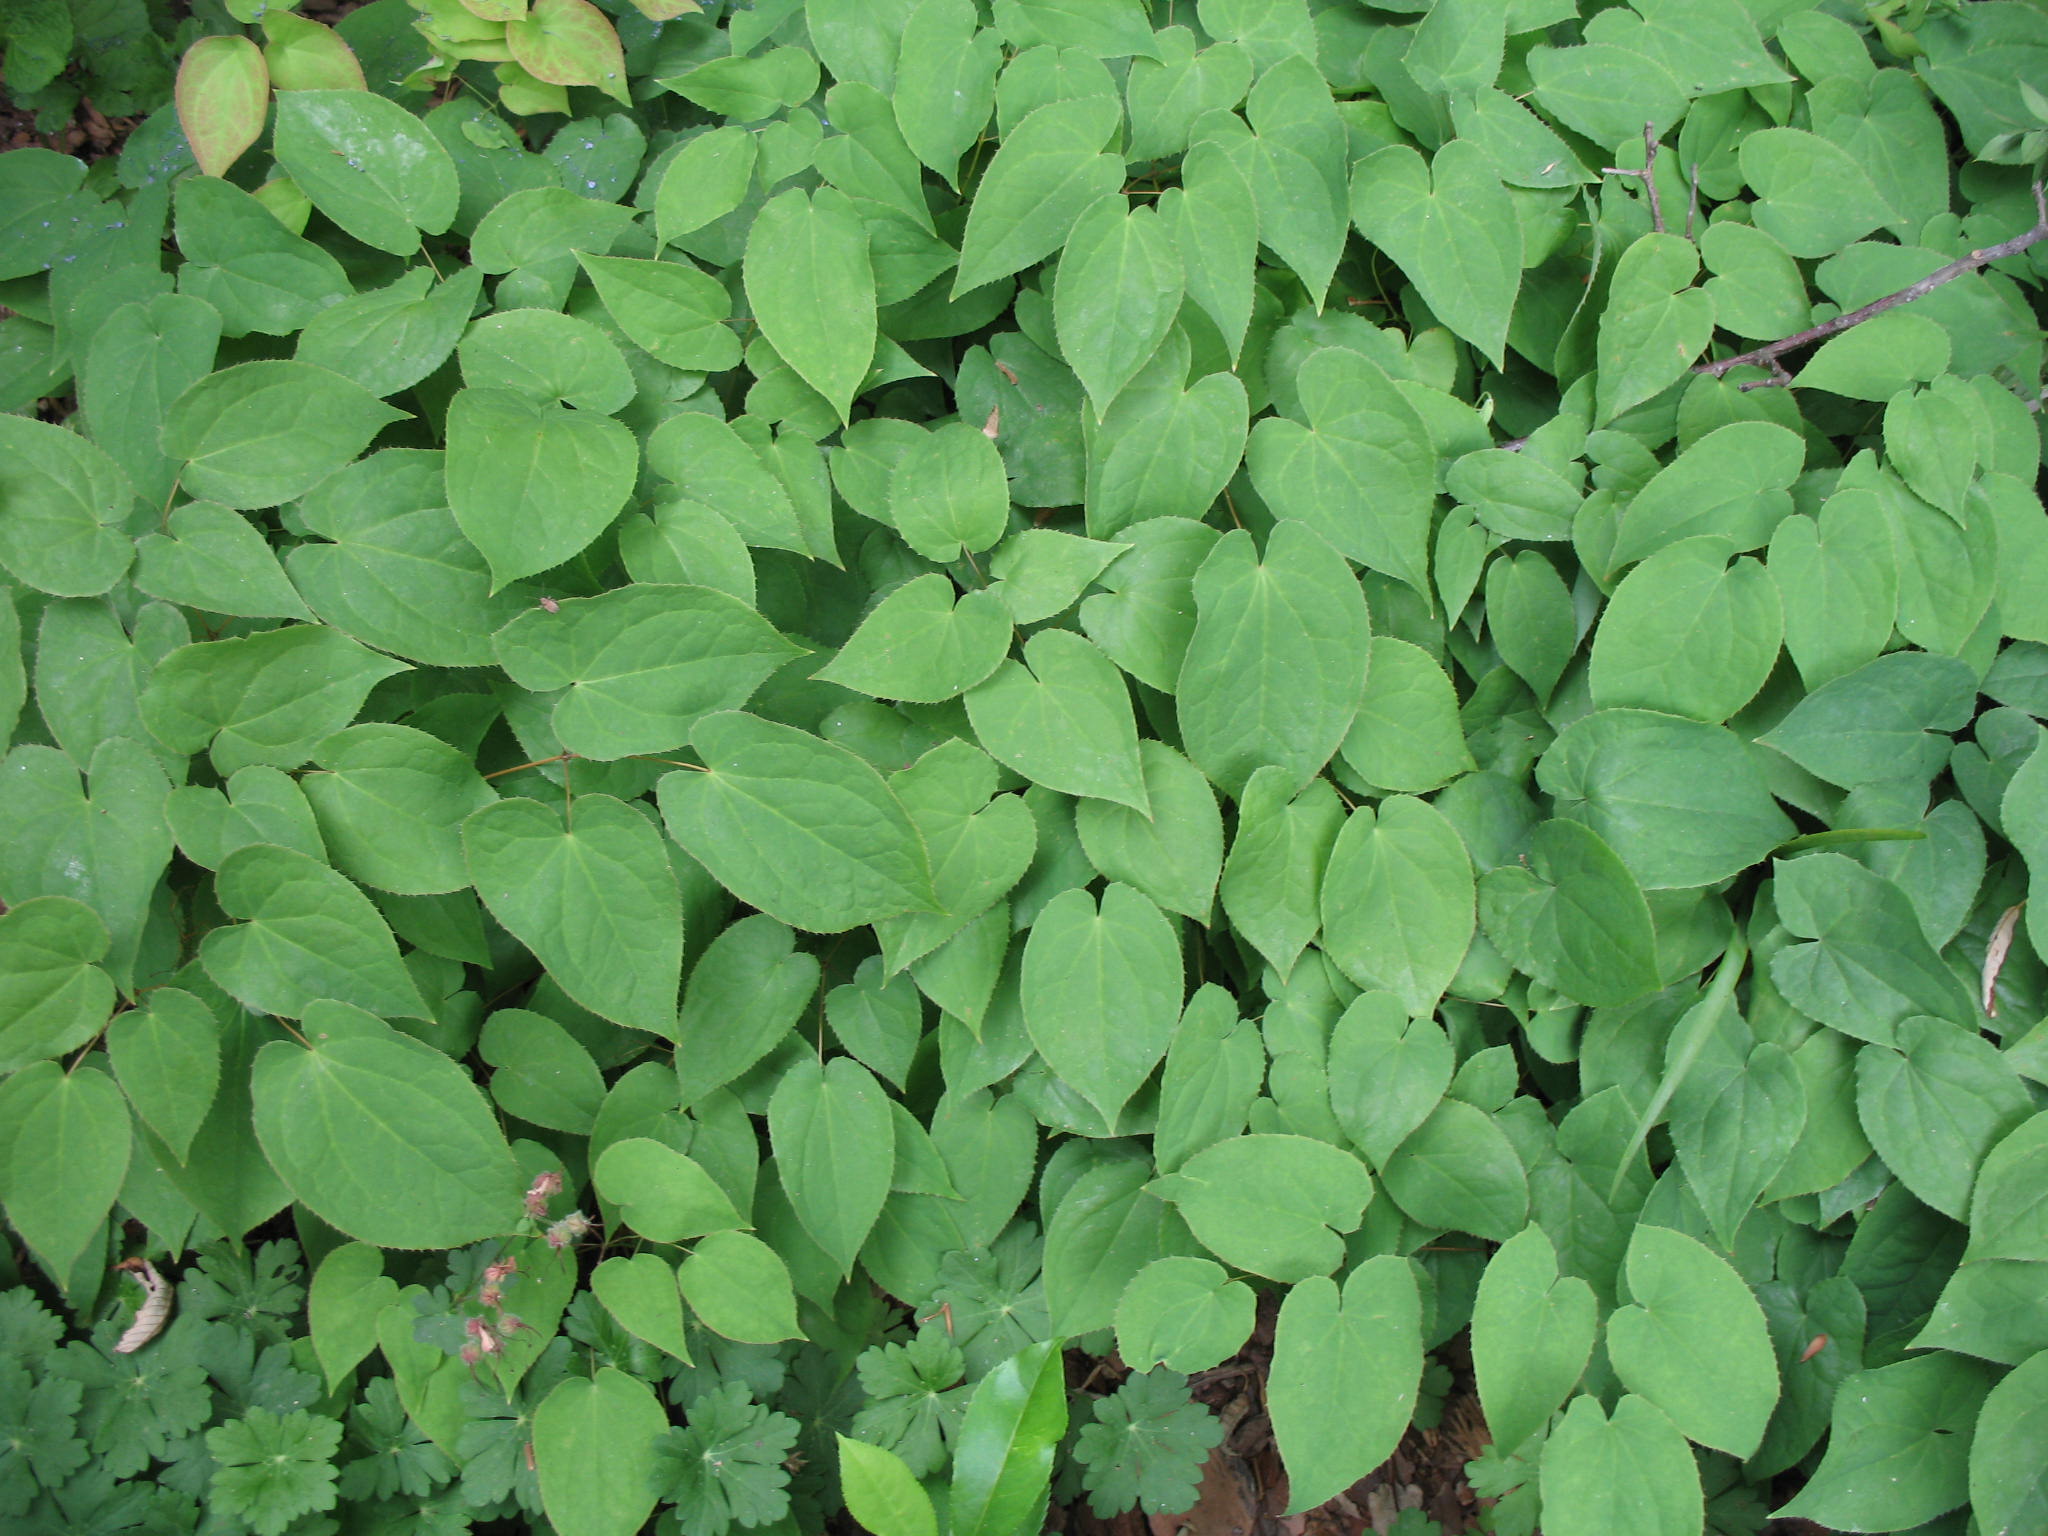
1739, 126, 1896, 258
1970, 1348, 2048, 1536
464, 795, 683, 1035
309, 1243, 401, 1393
133, 501, 312, 621
965, 629, 1149, 812
1854, 1016, 2034, 1221
494, 583, 800, 759
986, 529, 1125, 624
0, 1059, 129, 1276
107, 987, 220, 1162
162, 361, 408, 510
678, 1229, 802, 1343
1178, 520, 1371, 800
675, 915, 820, 1107
819, 575, 1014, 703
1595, 233, 1714, 426
1589, 536, 1782, 723
1607, 1223, 1779, 1458
889, 421, 1012, 564
251, 1009, 524, 1248
876, 740, 1036, 972
1320, 795, 1474, 1018
1470, 1225, 1597, 1455
1759, 651, 1976, 790
1339, 636, 1474, 794
0, 414, 136, 597
200, 845, 429, 1021
770, 1056, 895, 1276
592, 1253, 692, 1361
1349, 140, 1518, 367
1478, 819, 1661, 1008
1218, 769, 1343, 981
272, 89, 458, 255
954, 95, 1125, 297
593, 1137, 744, 1243
480, 1008, 606, 1135
1075, 741, 1222, 921
534, 1369, 669, 1536
839, 1435, 938, 1536
444, 386, 637, 589
1116, 1256, 1256, 1375
1377, 1097, 1529, 1242
746, 187, 877, 425
577, 253, 741, 373
1539, 1395, 1703, 1536
1022, 883, 1181, 1128
666, 709, 937, 932
1327, 991, 1453, 1169
1148, 1134, 1370, 1283
301, 723, 497, 896
1268, 1258, 1421, 1513
1053, 195, 1182, 416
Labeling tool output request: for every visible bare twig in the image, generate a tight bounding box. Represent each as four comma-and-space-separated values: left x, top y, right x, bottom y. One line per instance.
1600, 122, 1666, 235
1696, 181, 2048, 386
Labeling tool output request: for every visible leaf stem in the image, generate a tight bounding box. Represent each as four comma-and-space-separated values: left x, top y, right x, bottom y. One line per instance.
1695, 180, 2048, 387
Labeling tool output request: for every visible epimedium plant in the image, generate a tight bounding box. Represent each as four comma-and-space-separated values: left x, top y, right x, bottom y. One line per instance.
2, 0, 2048, 1533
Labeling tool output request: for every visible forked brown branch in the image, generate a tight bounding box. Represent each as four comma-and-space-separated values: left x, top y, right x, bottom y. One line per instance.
1694, 181, 2048, 387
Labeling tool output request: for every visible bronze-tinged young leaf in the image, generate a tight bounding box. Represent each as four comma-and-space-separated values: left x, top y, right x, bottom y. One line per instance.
177, 35, 270, 179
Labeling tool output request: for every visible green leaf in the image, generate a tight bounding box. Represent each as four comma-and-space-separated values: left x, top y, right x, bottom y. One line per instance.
1479, 819, 1661, 1008
480, 1008, 606, 1134
1588, 536, 1782, 723
592, 1138, 744, 1243
1671, 1038, 1806, 1251
178, 37, 270, 179
250, 1013, 524, 1249
954, 95, 1125, 296
1527, 41, 1686, 152
658, 711, 936, 933
1339, 636, 1475, 794
1769, 853, 1976, 1045
678, 1229, 802, 1343
301, 723, 497, 896
162, 361, 408, 510
1085, 366, 1250, 540
296, 267, 482, 402
1268, 1258, 1421, 1513
1053, 195, 1183, 416
838, 1435, 939, 1536
1595, 233, 1714, 426
888, 421, 1012, 564
1075, 741, 1222, 921
577, 253, 741, 373
0, 414, 135, 598
1759, 651, 1976, 790
770, 1056, 895, 1276
1853, 1016, 2034, 1221
444, 386, 637, 589
0, 1060, 129, 1276
819, 575, 1013, 704
1244, 350, 1435, 597
949, 1339, 1069, 1536
1022, 883, 1181, 1128
133, 501, 312, 621
207, 1408, 343, 1536
106, 987, 220, 1161
965, 629, 1149, 812
890, 0, 1001, 184
661, 42, 816, 119
1147, 1134, 1371, 1282
309, 1242, 401, 1393
1217, 768, 1343, 980
464, 795, 683, 1035
458, 309, 635, 414
1607, 1224, 1779, 1458
592, 1252, 692, 1361
0, 897, 114, 1073
1116, 1256, 1256, 1375
1970, 1347, 2048, 1536
1327, 991, 1453, 1168
745, 187, 877, 425
1608, 420, 1799, 574
1072, 1368, 1221, 1518
646, 413, 810, 558
286, 448, 535, 668
1470, 1224, 1596, 1455
1775, 1353, 1993, 1531
876, 740, 1036, 971
142, 622, 408, 776
81, 292, 220, 512
534, 1368, 669, 1536
1320, 794, 1474, 1018
1178, 520, 1371, 799
1738, 127, 1895, 258
1539, 710, 1794, 890
1377, 1098, 1530, 1242
676, 915, 820, 1106
1538, 1394, 1703, 1536
493, 583, 800, 759
199, 845, 429, 1021
272, 90, 458, 255
1349, 140, 1518, 367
